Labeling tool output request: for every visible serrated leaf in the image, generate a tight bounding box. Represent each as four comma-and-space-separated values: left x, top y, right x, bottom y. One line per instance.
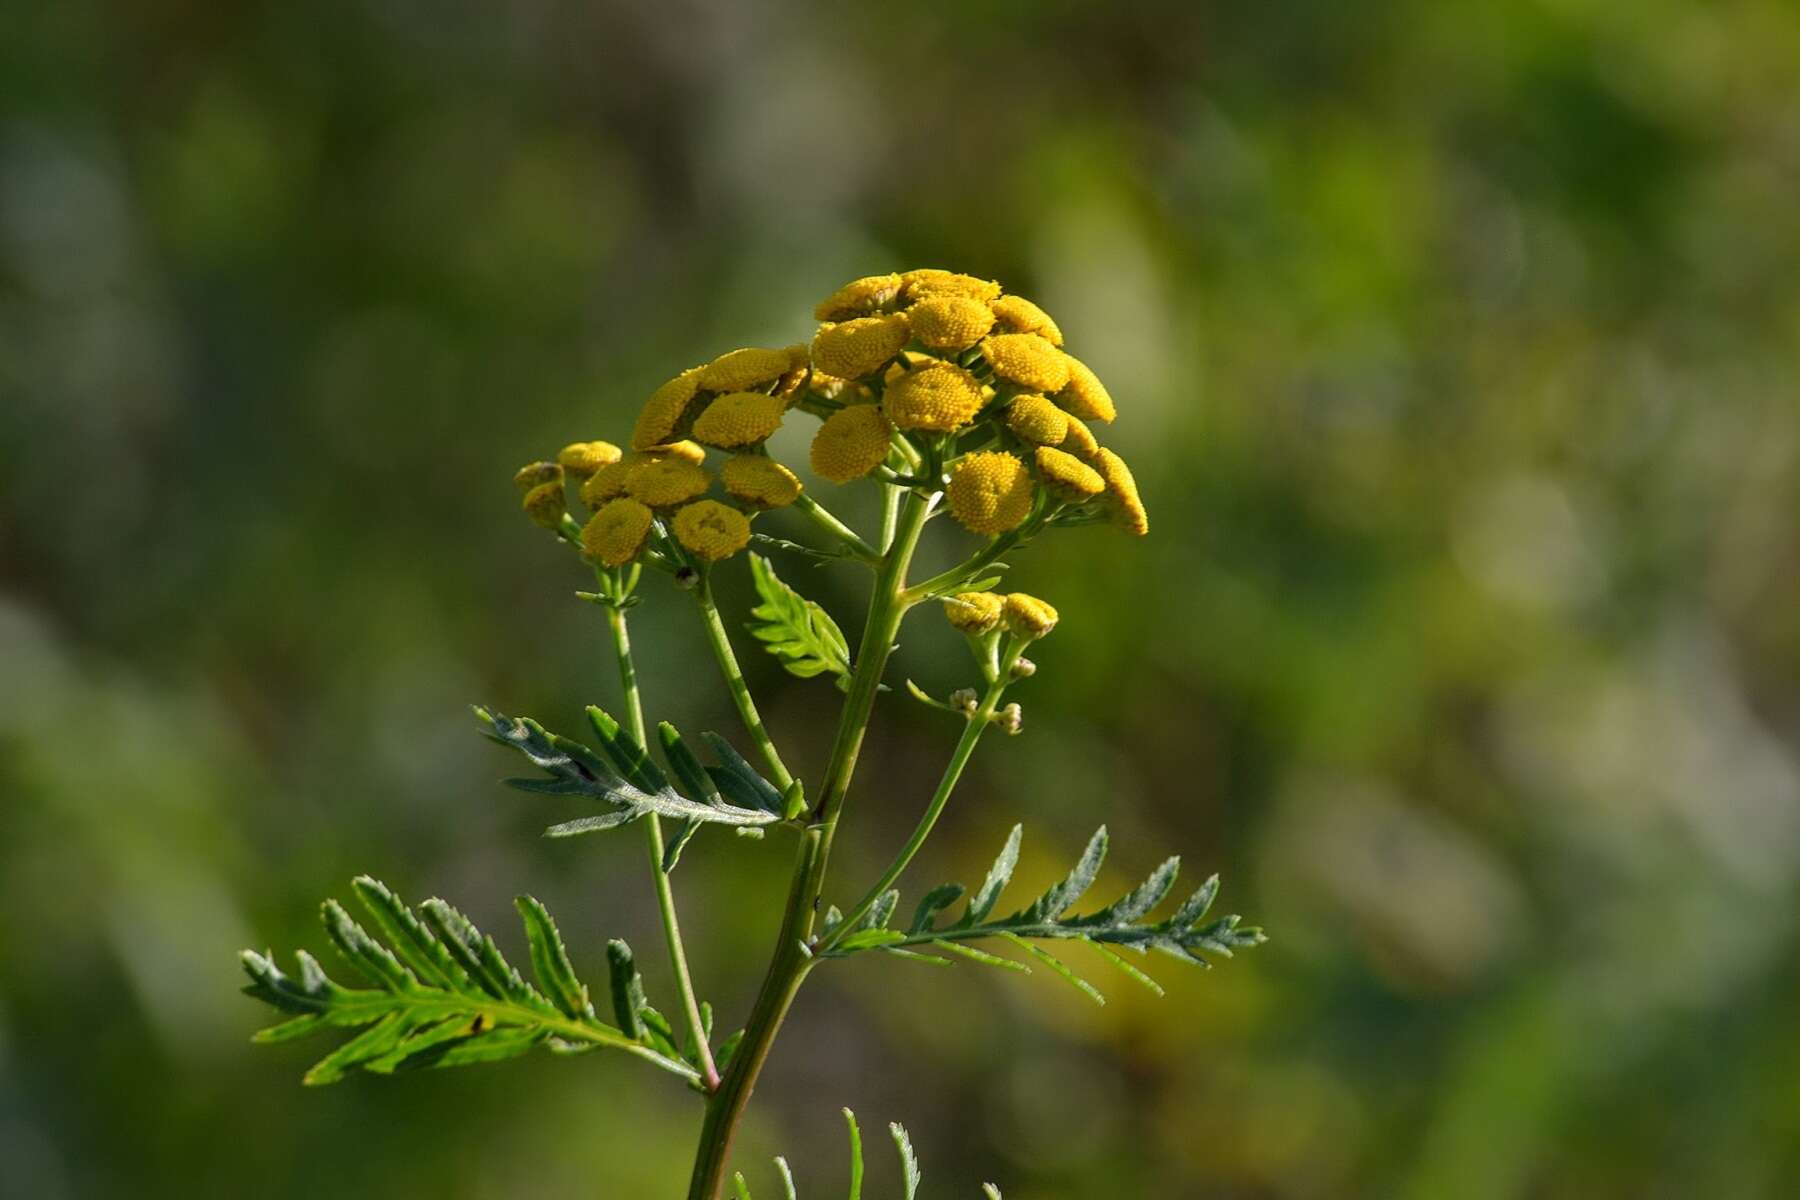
963, 825, 1022, 925
515, 896, 592, 1019
1167, 874, 1220, 930
606, 939, 645, 1039
699, 732, 786, 815
890, 1122, 921, 1200
909, 883, 965, 933
1079, 855, 1180, 928
585, 705, 669, 793
1020, 826, 1108, 922
855, 889, 899, 932
844, 1109, 864, 1200
834, 929, 907, 952
746, 553, 852, 683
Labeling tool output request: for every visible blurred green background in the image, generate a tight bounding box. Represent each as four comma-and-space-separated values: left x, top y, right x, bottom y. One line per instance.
4, 0, 1799, 1196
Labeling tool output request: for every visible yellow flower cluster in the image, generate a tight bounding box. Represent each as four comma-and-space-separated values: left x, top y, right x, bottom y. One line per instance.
721, 456, 802, 508
945, 451, 1034, 534
671, 500, 751, 563
691, 391, 786, 449
810, 404, 893, 483
582, 498, 654, 567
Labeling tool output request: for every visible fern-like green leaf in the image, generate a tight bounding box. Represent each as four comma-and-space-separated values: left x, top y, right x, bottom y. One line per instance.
731, 1109, 996, 1199
746, 553, 851, 684
240, 878, 704, 1087
819, 826, 1266, 1004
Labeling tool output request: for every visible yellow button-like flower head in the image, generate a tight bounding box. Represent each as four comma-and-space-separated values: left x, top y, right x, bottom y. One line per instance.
1002, 592, 1059, 640
1034, 445, 1105, 499
514, 460, 563, 492
908, 295, 996, 352
649, 440, 707, 465
810, 404, 893, 483
691, 391, 786, 449
721, 456, 803, 508
900, 268, 1001, 304
626, 457, 710, 508
522, 480, 567, 529
815, 273, 903, 321
942, 590, 1004, 635
990, 295, 1064, 345
945, 451, 1034, 534
1003, 394, 1069, 445
1093, 447, 1148, 535
581, 498, 654, 567
671, 499, 751, 563
1057, 355, 1116, 423
699, 346, 794, 393
581, 457, 635, 507
1060, 413, 1100, 459
633, 367, 706, 450
981, 333, 1070, 393
811, 313, 910, 380
557, 441, 623, 477
882, 360, 987, 432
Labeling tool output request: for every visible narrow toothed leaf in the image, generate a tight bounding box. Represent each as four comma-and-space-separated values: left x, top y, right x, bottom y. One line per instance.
585, 705, 669, 793
963, 825, 1023, 925
909, 883, 965, 933
732, 1173, 754, 1200
983, 1185, 1003, 1199
1166, 873, 1220, 930
1021, 827, 1108, 922
928, 939, 1032, 973
834, 929, 907, 952
606, 939, 646, 1039
1085, 939, 1166, 996
856, 890, 899, 932
252, 1014, 324, 1044
844, 1109, 864, 1200
715, 1029, 745, 1073
406, 1025, 547, 1070
747, 553, 852, 683
351, 877, 468, 989
998, 933, 1105, 1005
1080, 856, 1180, 927
890, 1122, 920, 1200
662, 817, 704, 872
321, 900, 415, 991
638, 1004, 681, 1060
775, 1156, 797, 1200
515, 896, 592, 1019
659, 722, 722, 806
302, 1011, 416, 1086
699, 732, 785, 814
545, 812, 638, 838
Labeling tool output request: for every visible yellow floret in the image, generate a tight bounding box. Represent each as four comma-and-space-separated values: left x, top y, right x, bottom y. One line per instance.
581, 457, 636, 507
882, 361, 988, 432
1034, 446, 1105, 498
990, 295, 1064, 345
943, 590, 1004, 634
908, 295, 996, 352
1092, 447, 1149, 536
1003, 394, 1069, 445
945, 451, 1034, 535
721, 456, 803, 508
557, 441, 623, 477
581, 498, 654, 567
981, 333, 1070, 393
699, 346, 793, 392
632, 367, 705, 450
809, 404, 893, 483
814, 273, 903, 321
900, 268, 1001, 304
1002, 593, 1059, 640
522, 480, 567, 529
1060, 413, 1100, 459
691, 391, 786, 448
514, 461, 563, 492
811, 313, 911, 380
1057, 355, 1116, 423
645, 440, 707, 465
671, 499, 751, 563
626, 457, 710, 508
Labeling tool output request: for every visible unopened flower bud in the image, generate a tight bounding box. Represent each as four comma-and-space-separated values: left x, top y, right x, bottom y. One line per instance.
522, 480, 567, 530
949, 688, 979, 715
514, 460, 563, 492
1009, 657, 1036, 680
995, 703, 1023, 735
1001, 593, 1058, 640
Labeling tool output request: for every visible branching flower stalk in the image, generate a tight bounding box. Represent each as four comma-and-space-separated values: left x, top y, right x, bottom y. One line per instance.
240, 269, 1263, 1199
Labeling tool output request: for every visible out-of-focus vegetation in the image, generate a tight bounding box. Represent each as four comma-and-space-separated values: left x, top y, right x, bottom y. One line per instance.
3, 1, 1798, 1196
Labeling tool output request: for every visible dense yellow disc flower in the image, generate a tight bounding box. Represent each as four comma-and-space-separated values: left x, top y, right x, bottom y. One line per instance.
1060, 414, 1100, 460
882, 361, 988, 432
1057, 355, 1116, 423
981, 333, 1070, 393
908, 295, 996, 352
990, 294, 1064, 345
1034, 446, 1105, 498
650, 440, 707, 465
721, 456, 802, 508
557, 441, 623, 477
632, 367, 705, 450
811, 313, 910, 380
1002, 593, 1059, 640
626, 457, 710, 508
691, 391, 786, 448
581, 498, 654, 567
1003, 394, 1069, 445
700, 346, 793, 392
581, 457, 636, 506
900, 268, 1001, 304
521, 480, 567, 529
945, 451, 1034, 534
1092, 447, 1149, 535
942, 590, 1004, 635
514, 460, 563, 492
671, 499, 751, 563
810, 404, 893, 483
814, 273, 903, 321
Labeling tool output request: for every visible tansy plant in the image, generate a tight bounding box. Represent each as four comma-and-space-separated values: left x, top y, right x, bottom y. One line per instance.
240, 269, 1264, 1198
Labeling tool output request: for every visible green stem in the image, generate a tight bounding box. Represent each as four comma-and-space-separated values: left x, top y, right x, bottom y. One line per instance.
903, 529, 1022, 604
792, 494, 879, 563
684, 490, 934, 1200
693, 576, 796, 791
604, 602, 720, 1092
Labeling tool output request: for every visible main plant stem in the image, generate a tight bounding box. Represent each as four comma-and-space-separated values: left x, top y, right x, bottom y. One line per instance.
605, 603, 719, 1091
684, 491, 934, 1200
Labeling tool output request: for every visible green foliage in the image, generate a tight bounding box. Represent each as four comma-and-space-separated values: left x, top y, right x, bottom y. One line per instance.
239, 877, 714, 1086
475, 704, 785, 845
731, 1109, 993, 1200
745, 553, 851, 685
818, 826, 1265, 1005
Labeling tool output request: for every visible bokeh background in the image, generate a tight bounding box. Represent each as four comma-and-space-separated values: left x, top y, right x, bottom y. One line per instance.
4, 0, 1799, 1196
